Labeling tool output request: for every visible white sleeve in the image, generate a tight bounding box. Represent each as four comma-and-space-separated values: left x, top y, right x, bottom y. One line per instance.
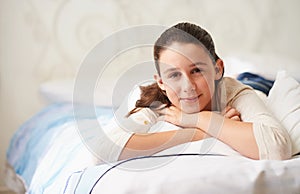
97, 108, 158, 162
231, 89, 292, 160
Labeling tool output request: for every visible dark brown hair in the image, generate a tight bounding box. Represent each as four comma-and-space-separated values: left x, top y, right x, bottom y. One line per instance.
127, 82, 171, 116
127, 22, 222, 116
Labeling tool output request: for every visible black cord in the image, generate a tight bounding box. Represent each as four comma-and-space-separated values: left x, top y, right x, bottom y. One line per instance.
88, 153, 224, 194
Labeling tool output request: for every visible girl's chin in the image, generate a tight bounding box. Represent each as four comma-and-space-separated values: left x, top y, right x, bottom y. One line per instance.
181, 106, 201, 114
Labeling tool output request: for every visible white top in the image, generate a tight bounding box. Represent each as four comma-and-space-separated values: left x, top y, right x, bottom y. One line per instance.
97, 77, 292, 162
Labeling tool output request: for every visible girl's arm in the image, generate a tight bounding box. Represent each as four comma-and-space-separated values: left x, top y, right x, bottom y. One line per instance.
196, 111, 259, 159
157, 89, 292, 160
119, 128, 205, 160
119, 106, 240, 161
157, 106, 259, 159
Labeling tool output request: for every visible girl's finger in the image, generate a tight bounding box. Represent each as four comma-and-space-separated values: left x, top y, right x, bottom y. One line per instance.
224, 106, 231, 113
231, 115, 241, 121
157, 115, 166, 122
169, 106, 178, 111
225, 108, 240, 118
155, 108, 168, 115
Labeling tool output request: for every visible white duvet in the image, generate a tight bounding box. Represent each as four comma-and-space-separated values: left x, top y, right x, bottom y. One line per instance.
64, 138, 300, 194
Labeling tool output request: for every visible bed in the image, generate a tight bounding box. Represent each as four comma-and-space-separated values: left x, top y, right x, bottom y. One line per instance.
4, 55, 300, 193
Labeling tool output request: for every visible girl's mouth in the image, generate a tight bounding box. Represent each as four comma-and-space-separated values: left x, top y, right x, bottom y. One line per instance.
180, 95, 200, 103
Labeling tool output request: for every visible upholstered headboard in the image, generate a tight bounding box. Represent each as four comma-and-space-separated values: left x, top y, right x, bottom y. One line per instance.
20, 0, 300, 81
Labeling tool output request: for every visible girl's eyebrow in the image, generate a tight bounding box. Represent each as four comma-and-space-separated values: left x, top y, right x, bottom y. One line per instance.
190, 61, 208, 67
163, 67, 179, 74
163, 61, 208, 74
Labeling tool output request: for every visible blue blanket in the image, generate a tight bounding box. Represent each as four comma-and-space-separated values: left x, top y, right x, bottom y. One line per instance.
6, 103, 113, 193
237, 72, 274, 95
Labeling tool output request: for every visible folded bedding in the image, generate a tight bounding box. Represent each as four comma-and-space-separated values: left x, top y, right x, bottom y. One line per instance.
64, 147, 300, 194
5, 103, 113, 193
237, 72, 274, 95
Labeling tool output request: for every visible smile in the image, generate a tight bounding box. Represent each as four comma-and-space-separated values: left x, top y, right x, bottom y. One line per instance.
180, 95, 200, 103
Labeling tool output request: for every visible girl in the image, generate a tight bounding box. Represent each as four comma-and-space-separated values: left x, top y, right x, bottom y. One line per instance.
102, 22, 291, 162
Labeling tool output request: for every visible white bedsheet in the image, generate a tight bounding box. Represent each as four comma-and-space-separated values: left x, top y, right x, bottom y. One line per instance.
64, 139, 300, 194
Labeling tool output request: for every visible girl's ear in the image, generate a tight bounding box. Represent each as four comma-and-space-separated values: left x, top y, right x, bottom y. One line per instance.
154, 74, 166, 91
214, 59, 224, 80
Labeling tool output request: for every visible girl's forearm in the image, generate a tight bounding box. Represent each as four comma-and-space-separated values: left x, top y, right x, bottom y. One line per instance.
197, 111, 259, 159
119, 128, 205, 161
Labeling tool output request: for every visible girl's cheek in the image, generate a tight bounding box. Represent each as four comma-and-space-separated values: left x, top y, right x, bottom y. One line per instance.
165, 82, 181, 93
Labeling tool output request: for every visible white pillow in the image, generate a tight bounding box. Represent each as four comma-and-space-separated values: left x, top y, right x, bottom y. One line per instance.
266, 71, 300, 155
223, 53, 300, 81
39, 79, 113, 107
39, 78, 155, 108
39, 79, 74, 103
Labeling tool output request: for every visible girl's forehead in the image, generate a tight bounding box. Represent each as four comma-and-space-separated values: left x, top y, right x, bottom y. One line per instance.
159, 42, 213, 66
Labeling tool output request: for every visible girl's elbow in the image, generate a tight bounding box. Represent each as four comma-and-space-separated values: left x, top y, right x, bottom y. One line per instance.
263, 136, 292, 160
277, 140, 292, 160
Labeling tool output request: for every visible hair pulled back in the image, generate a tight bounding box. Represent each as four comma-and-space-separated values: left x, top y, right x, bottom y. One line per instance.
127, 22, 221, 116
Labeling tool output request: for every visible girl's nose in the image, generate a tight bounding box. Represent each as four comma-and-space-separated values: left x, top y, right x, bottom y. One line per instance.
183, 75, 196, 93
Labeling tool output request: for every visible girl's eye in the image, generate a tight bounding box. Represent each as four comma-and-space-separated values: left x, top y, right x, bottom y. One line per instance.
191, 68, 202, 74
168, 72, 181, 79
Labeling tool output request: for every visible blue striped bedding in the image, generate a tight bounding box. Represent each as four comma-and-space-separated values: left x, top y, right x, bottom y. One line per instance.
6, 103, 114, 193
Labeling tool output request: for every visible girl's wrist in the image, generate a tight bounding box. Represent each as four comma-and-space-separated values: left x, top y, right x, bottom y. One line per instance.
192, 128, 206, 141
195, 111, 213, 133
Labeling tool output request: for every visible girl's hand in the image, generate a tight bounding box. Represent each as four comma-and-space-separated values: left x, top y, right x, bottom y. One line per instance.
156, 106, 199, 128
223, 106, 241, 121
156, 105, 241, 128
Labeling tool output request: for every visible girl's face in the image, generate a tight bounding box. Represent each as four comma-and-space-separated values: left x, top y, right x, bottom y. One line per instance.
155, 42, 223, 113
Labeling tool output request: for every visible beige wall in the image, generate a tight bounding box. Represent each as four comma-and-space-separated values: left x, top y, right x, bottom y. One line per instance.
1, 0, 300, 187
0, 1, 45, 187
